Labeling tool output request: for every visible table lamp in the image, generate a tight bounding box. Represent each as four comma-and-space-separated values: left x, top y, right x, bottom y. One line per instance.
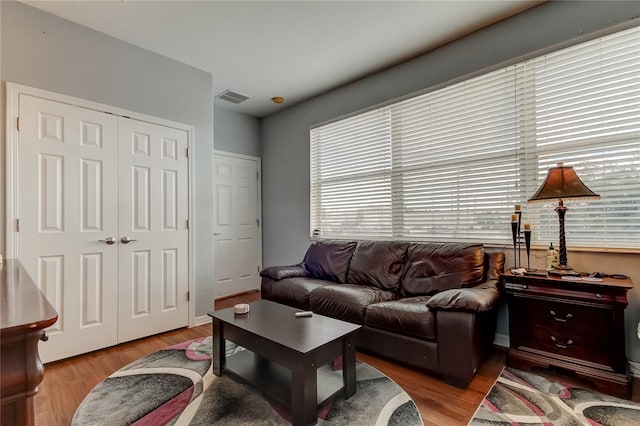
527, 162, 600, 275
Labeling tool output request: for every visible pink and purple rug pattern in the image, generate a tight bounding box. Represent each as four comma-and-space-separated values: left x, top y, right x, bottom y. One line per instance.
469, 367, 640, 425
72, 336, 422, 426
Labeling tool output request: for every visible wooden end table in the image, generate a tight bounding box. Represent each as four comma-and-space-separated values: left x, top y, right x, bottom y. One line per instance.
208, 300, 361, 426
501, 271, 633, 399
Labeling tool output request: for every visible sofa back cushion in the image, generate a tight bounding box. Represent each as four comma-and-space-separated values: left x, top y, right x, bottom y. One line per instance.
347, 241, 409, 291
484, 251, 505, 281
401, 242, 484, 296
303, 240, 357, 283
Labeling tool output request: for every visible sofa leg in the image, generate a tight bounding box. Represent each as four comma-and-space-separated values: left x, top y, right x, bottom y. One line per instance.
443, 375, 472, 389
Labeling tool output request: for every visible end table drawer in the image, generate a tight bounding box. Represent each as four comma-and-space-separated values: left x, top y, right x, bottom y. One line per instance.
504, 282, 616, 304
512, 298, 613, 367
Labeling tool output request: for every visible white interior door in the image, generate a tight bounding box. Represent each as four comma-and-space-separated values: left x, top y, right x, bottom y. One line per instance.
18, 94, 119, 362
214, 153, 261, 298
117, 118, 189, 342
16, 92, 190, 361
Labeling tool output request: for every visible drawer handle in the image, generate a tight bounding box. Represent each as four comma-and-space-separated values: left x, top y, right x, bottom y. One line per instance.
551, 336, 573, 349
595, 293, 602, 298
549, 310, 574, 323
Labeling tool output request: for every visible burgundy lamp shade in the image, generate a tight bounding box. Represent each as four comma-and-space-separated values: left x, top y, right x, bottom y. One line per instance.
528, 162, 600, 203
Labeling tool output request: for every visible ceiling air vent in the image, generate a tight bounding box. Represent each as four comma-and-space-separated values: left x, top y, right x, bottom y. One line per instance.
216, 89, 250, 104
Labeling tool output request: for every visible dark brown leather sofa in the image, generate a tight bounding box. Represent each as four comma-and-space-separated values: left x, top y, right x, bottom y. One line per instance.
260, 239, 505, 388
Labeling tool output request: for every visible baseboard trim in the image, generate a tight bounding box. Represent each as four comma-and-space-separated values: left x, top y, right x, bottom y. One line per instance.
494, 333, 509, 349
194, 315, 212, 327
214, 289, 261, 301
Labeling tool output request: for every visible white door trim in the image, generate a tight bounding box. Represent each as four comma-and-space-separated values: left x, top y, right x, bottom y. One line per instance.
4, 81, 196, 328
212, 150, 263, 297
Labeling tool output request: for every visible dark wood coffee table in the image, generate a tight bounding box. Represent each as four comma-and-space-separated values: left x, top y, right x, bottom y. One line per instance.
208, 300, 361, 426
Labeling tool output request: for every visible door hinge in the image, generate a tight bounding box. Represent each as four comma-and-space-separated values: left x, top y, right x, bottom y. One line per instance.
256, 218, 260, 227
186, 219, 190, 229
16, 218, 20, 232
256, 171, 259, 180
187, 291, 190, 302
16, 117, 20, 131
186, 148, 189, 158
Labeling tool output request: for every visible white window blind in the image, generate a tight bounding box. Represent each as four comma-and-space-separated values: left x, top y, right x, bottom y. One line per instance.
389, 67, 519, 243
310, 109, 393, 239
310, 26, 640, 249
522, 28, 640, 248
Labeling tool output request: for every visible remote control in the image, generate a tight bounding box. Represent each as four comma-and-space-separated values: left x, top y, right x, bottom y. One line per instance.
295, 311, 313, 317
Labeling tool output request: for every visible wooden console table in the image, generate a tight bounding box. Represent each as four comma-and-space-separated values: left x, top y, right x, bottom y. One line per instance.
1, 259, 58, 426
501, 271, 633, 399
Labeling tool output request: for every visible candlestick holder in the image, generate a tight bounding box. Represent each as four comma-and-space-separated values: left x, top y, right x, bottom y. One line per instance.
510, 207, 526, 268
511, 220, 519, 268
524, 229, 532, 271
515, 211, 522, 267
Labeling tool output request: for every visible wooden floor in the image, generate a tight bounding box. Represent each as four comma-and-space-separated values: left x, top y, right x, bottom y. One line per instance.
34, 290, 504, 426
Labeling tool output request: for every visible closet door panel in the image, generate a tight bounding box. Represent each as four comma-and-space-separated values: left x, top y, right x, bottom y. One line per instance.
117, 118, 189, 342
18, 95, 119, 363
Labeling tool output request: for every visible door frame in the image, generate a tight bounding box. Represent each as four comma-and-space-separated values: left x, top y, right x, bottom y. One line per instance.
212, 150, 263, 298
4, 82, 197, 327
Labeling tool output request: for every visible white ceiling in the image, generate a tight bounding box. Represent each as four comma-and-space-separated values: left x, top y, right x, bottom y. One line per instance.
22, 0, 542, 117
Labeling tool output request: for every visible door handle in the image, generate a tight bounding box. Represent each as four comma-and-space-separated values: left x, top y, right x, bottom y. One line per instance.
99, 237, 116, 245
214, 232, 221, 236
120, 236, 138, 244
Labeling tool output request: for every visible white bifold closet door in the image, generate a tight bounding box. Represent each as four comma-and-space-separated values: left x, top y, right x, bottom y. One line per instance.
18, 94, 189, 362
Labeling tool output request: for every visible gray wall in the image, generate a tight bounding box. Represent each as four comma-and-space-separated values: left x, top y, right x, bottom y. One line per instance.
214, 107, 261, 158
261, 1, 640, 363
0, 1, 216, 316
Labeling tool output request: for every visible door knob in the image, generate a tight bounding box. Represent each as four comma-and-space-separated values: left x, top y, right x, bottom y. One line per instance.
120, 236, 138, 244
99, 237, 116, 245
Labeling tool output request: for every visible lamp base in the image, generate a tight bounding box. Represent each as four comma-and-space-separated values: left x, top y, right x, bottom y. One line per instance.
548, 265, 579, 277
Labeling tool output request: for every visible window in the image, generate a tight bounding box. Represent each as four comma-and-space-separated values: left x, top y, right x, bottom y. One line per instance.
310, 26, 640, 249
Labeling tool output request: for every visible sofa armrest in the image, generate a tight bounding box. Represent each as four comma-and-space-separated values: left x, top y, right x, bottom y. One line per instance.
426, 280, 501, 313
259, 263, 309, 280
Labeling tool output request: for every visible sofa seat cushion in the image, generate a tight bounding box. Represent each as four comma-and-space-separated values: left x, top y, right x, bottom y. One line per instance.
270, 277, 334, 310
364, 297, 436, 340
309, 284, 398, 324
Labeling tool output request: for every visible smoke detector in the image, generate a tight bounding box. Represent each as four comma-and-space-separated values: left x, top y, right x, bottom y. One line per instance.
216, 89, 250, 104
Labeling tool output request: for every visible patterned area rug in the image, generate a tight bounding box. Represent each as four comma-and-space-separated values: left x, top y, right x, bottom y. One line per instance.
72, 336, 422, 425
469, 367, 640, 425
